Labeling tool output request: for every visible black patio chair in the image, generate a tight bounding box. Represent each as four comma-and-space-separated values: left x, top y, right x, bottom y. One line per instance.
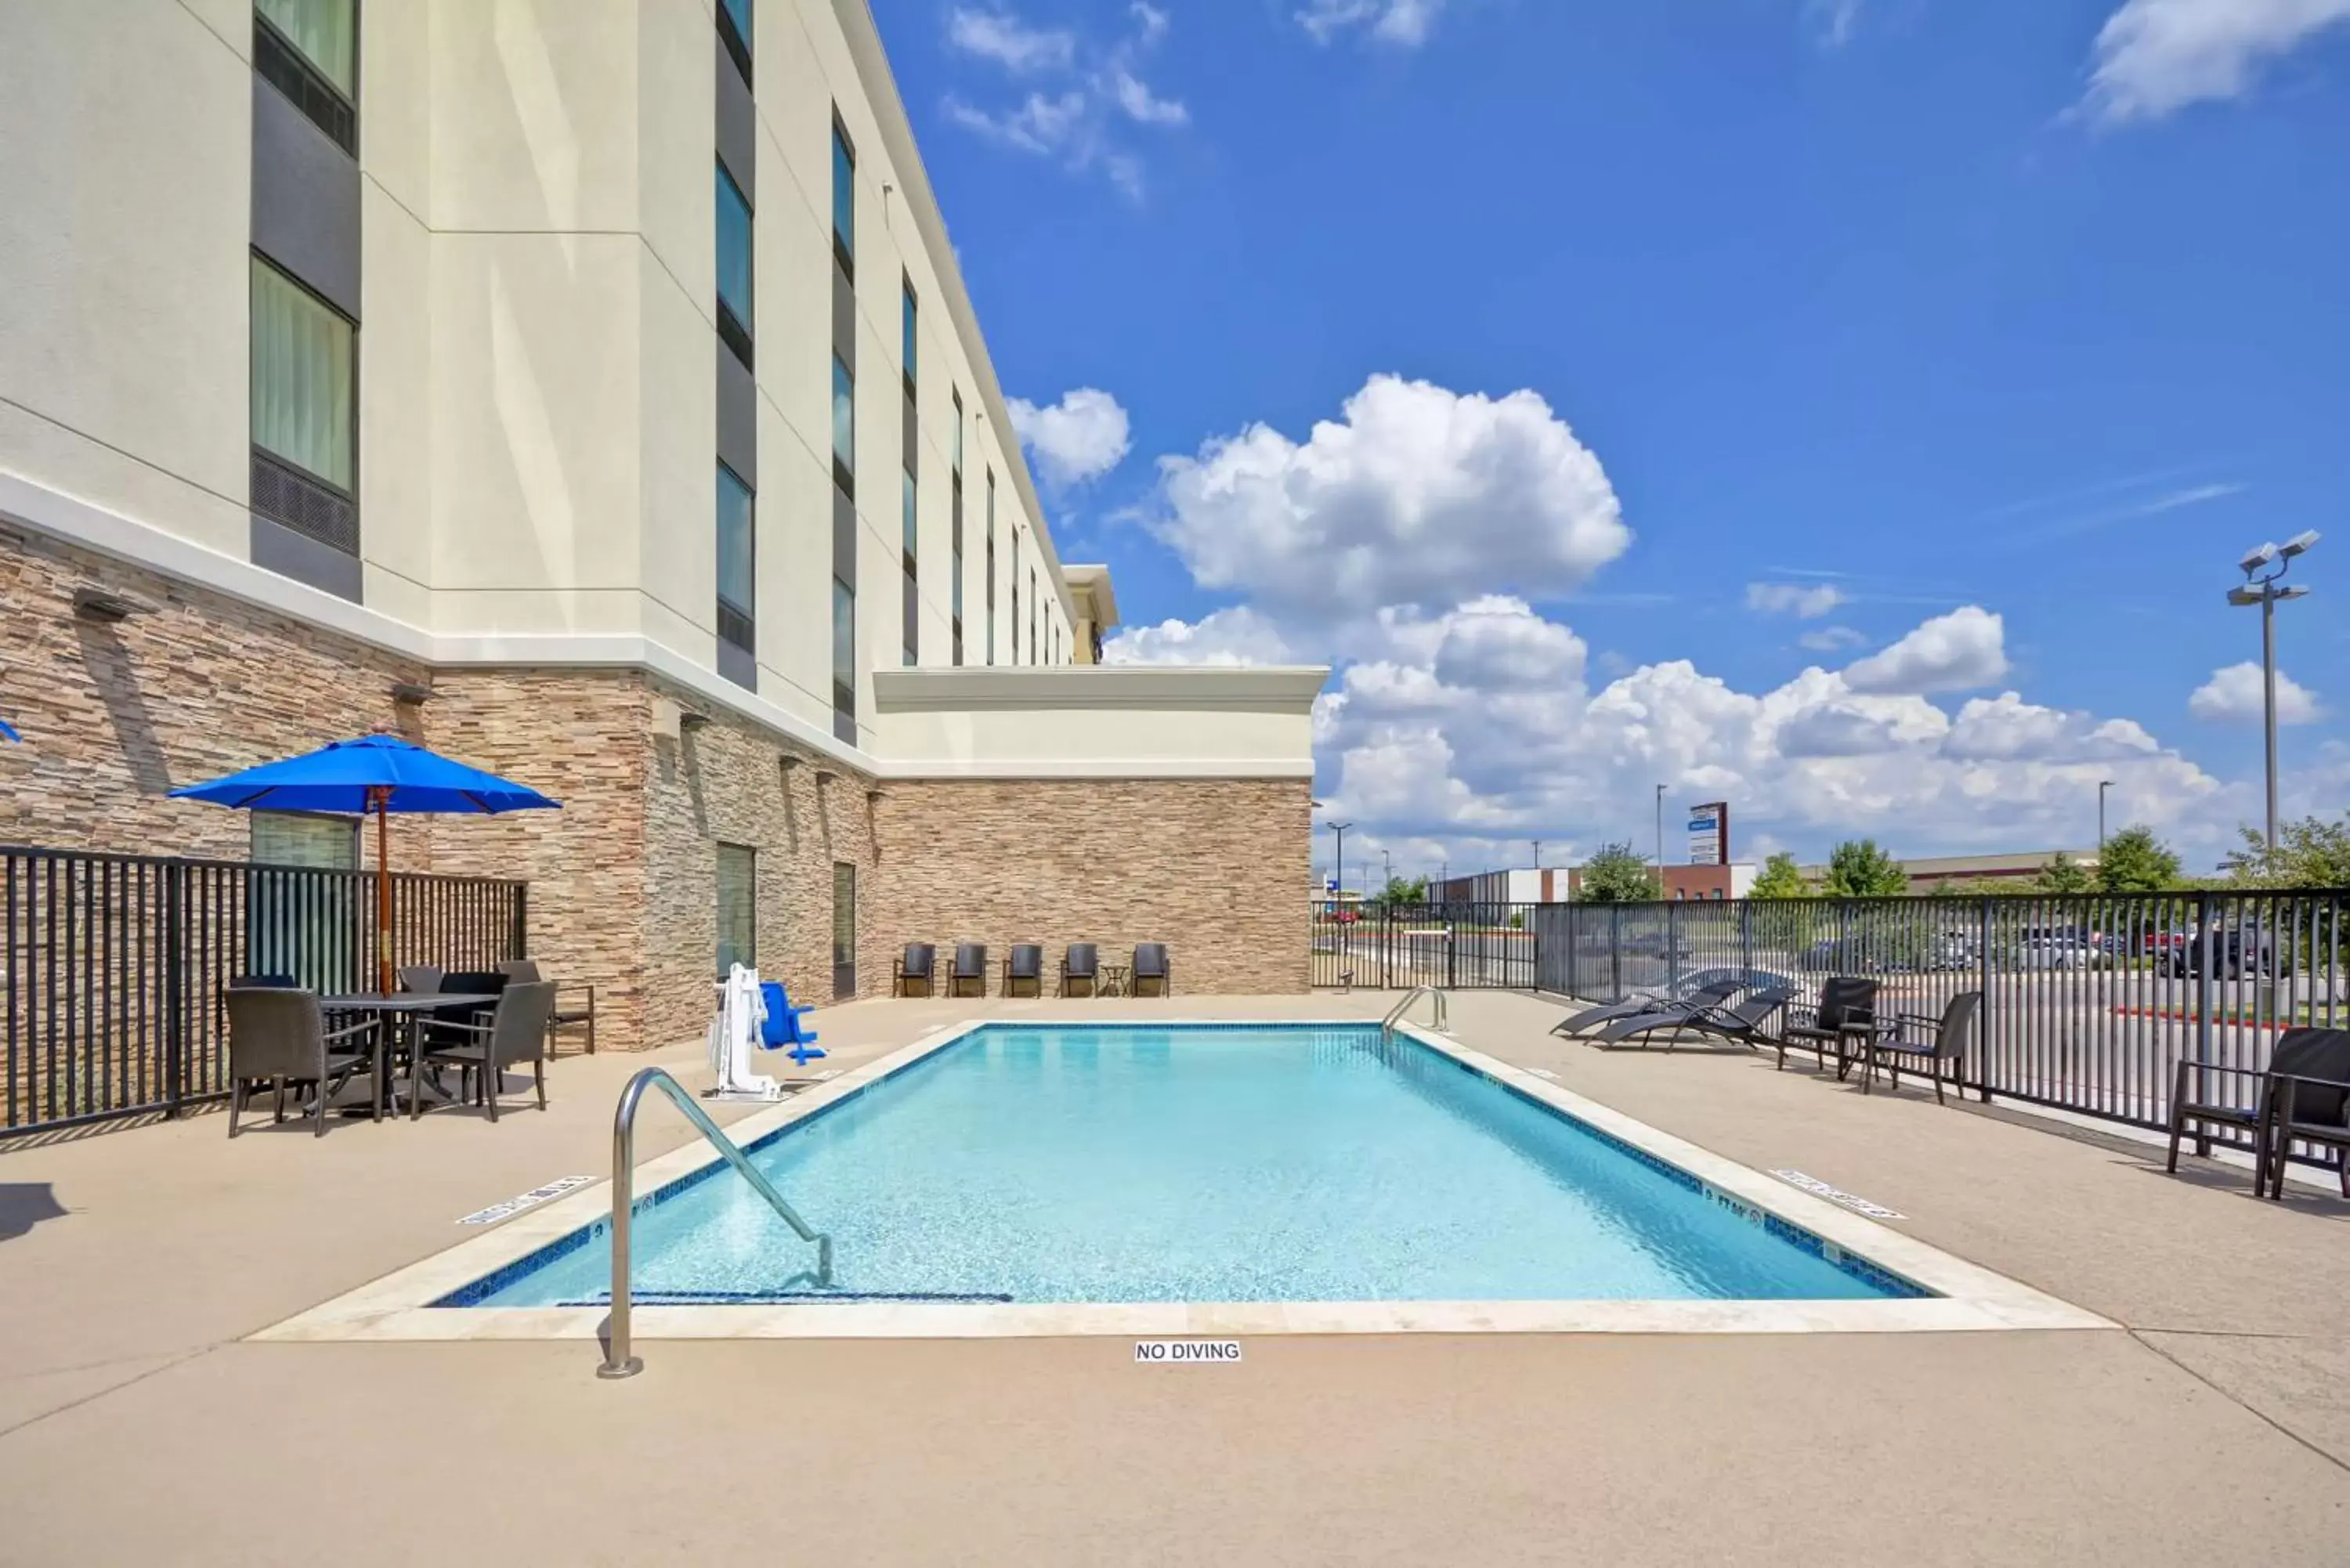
224, 988, 380, 1137
949, 944, 988, 998
398, 965, 445, 995
1132, 943, 1170, 997
411, 981, 557, 1122
1775, 977, 1881, 1073
2269, 1032, 2350, 1200
894, 943, 938, 998
1061, 943, 1099, 997
1003, 944, 1044, 999
501, 959, 598, 1056
1848, 991, 1981, 1104
1555, 975, 1743, 1039
2165, 1028, 2350, 1196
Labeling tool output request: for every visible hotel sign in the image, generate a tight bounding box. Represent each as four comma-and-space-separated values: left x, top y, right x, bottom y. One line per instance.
1687, 802, 1729, 866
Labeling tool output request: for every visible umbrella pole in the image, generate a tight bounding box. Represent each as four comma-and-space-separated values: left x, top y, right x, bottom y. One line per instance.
374, 788, 392, 994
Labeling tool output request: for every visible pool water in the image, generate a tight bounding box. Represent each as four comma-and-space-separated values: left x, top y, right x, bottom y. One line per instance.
454, 1025, 1922, 1306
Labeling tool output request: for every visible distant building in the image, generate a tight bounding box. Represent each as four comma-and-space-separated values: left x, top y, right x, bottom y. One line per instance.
1431, 862, 1759, 905
1795, 851, 2099, 888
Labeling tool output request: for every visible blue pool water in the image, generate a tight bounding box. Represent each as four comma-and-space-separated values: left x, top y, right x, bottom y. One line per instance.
452, 1025, 1924, 1306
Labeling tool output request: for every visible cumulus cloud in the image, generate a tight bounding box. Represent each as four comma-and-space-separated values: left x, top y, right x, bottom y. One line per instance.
2189, 662, 2324, 724
1148, 374, 1629, 627
1798, 626, 1868, 653
1841, 606, 2008, 695
1007, 388, 1133, 488
2083, 0, 2350, 124
1747, 582, 1845, 619
946, 8, 1076, 73
1298, 1, 1446, 46
1104, 606, 1294, 667
942, 4, 1186, 194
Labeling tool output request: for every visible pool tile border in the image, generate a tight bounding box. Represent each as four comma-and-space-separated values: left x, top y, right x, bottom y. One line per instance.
252, 1018, 2110, 1345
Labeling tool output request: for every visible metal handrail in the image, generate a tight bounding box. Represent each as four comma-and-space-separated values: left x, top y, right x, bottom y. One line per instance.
1383, 985, 1449, 1039
597, 1067, 833, 1379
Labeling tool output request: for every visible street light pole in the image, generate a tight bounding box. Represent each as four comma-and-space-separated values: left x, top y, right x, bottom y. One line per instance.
1654, 785, 1666, 870
2098, 779, 2114, 856
2229, 531, 2319, 862
1329, 822, 1353, 904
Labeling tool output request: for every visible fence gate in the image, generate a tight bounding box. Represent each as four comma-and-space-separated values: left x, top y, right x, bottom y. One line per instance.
1309, 901, 1538, 990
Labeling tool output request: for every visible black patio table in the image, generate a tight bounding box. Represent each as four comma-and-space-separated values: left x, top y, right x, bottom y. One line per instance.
316, 992, 501, 1114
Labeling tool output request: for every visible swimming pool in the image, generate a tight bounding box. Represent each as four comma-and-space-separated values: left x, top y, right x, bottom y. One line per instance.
444, 1024, 1922, 1308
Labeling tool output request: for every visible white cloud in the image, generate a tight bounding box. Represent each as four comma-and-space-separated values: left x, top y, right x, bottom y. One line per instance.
1131, 2, 1170, 45
1149, 374, 1630, 627
1806, 0, 1867, 46
1841, 606, 2009, 695
1798, 626, 1868, 653
1746, 581, 1845, 619
1104, 607, 1292, 667
1007, 388, 1133, 488
2084, 0, 2350, 124
1298, 1, 1446, 47
943, 91, 1088, 157
2189, 662, 2324, 724
1110, 69, 1188, 125
947, 8, 1076, 73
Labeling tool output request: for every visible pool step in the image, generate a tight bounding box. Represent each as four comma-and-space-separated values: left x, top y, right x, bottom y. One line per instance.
562, 1288, 1015, 1306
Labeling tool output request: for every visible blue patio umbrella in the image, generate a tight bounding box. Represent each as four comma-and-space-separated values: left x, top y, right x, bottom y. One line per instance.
170, 734, 559, 990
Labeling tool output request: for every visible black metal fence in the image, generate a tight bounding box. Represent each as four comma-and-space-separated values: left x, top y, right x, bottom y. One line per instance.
1316, 891, 2350, 1172
3, 845, 529, 1137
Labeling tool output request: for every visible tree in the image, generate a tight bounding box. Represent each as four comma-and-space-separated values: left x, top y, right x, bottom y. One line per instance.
2095, 826, 2182, 894
1379, 874, 1428, 907
2222, 813, 2350, 888
1749, 851, 1810, 899
1577, 842, 1660, 902
1823, 839, 1907, 898
2034, 851, 2093, 894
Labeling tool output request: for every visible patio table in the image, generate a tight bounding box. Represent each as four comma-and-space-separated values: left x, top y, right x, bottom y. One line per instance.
316, 993, 501, 1113
1098, 964, 1129, 998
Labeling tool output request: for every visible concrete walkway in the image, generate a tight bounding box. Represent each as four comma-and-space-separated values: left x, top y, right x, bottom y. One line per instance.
2, 990, 2345, 1565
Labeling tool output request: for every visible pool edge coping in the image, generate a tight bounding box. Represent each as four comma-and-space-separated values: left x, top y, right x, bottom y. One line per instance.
250, 1018, 2112, 1344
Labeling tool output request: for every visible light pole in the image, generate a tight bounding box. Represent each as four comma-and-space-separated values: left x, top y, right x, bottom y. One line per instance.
2097, 780, 2115, 858
1654, 785, 1666, 870
1381, 847, 1393, 894
1531, 839, 1542, 869
1329, 821, 1353, 904
2228, 531, 2319, 860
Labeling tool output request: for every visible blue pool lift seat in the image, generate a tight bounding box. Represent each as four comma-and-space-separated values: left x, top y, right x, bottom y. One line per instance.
758, 981, 826, 1065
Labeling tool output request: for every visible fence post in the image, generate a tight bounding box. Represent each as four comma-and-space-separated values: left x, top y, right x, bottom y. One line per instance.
512, 880, 530, 960
1446, 909, 1457, 989
1609, 905, 1623, 1003
2195, 889, 2213, 1069
1666, 901, 1682, 995
1739, 900, 1752, 981
1977, 897, 1994, 1104
162, 863, 186, 1120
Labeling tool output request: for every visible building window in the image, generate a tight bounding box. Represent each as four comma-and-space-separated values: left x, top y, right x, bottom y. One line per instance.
950, 389, 964, 477
950, 391, 964, 666
901, 278, 917, 395
716, 462, 754, 659
715, 0, 751, 81
985, 470, 997, 666
831, 575, 855, 729
830, 862, 857, 999
251, 254, 357, 554
830, 353, 855, 496
1029, 568, 1038, 663
716, 843, 757, 978
830, 116, 855, 279
901, 470, 918, 667
714, 162, 754, 367
251, 810, 356, 869
1010, 550, 1020, 667
255, 0, 356, 153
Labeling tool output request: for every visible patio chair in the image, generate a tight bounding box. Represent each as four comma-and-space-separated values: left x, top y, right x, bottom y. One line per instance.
1132, 943, 1171, 997
411, 980, 556, 1122
2165, 1028, 2350, 1196
949, 944, 988, 998
230, 972, 298, 989
1593, 985, 1790, 1051
500, 959, 597, 1056
224, 988, 380, 1138
2267, 1028, 2350, 1200
894, 943, 937, 998
1554, 975, 1743, 1039
1061, 943, 1099, 997
1847, 992, 1980, 1104
399, 965, 445, 995
1003, 944, 1044, 999
1774, 977, 1881, 1073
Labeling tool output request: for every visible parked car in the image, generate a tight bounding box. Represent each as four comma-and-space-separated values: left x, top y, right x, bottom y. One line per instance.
2164, 924, 2282, 980
2017, 927, 2102, 970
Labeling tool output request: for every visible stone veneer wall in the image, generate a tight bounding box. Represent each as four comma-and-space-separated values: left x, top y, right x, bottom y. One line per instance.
871, 779, 1312, 995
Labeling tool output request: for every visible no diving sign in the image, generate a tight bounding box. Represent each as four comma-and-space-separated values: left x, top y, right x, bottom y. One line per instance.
1133, 1339, 1242, 1364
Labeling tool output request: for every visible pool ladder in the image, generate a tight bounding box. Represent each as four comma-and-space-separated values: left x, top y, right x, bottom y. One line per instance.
1383, 986, 1450, 1041
598, 1067, 833, 1380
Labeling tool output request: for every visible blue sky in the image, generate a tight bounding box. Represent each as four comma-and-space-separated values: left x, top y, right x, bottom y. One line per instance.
877, 0, 2350, 880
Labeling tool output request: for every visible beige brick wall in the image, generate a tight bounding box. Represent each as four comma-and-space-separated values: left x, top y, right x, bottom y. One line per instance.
871, 779, 1312, 995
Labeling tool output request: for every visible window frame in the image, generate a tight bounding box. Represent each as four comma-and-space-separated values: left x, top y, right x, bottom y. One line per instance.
715, 0, 752, 83
714, 161, 754, 368
830, 352, 855, 498
715, 461, 755, 654
715, 842, 757, 980
830, 113, 856, 281
254, 0, 359, 154
250, 250, 359, 501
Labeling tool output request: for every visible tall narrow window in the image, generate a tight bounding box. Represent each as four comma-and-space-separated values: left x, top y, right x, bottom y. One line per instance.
716, 462, 754, 668
901, 280, 917, 392
831, 862, 858, 999
830, 354, 855, 496
949, 391, 965, 666
900, 471, 918, 667
1010, 540, 1020, 667
716, 0, 752, 81
830, 117, 855, 279
714, 163, 754, 367
984, 470, 997, 666
1029, 568, 1039, 663
716, 844, 757, 978
251, 254, 357, 553
255, 0, 356, 152
831, 576, 855, 733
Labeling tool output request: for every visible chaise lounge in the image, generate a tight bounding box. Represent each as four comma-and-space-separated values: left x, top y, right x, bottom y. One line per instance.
1554, 974, 1743, 1039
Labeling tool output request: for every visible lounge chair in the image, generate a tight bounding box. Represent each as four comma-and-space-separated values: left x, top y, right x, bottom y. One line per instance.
1774, 977, 1881, 1073
1003, 944, 1044, 999
1061, 943, 1098, 997
224, 988, 380, 1137
2167, 1027, 2350, 1197
894, 943, 937, 998
411, 980, 556, 1122
1554, 975, 1743, 1039
2266, 1028, 2350, 1200
1593, 985, 1789, 1051
500, 958, 597, 1056
1847, 991, 1980, 1103
1132, 943, 1170, 997
949, 943, 988, 998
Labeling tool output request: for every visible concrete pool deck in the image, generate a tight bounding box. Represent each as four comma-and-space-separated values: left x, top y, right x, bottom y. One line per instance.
3, 989, 2347, 1564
